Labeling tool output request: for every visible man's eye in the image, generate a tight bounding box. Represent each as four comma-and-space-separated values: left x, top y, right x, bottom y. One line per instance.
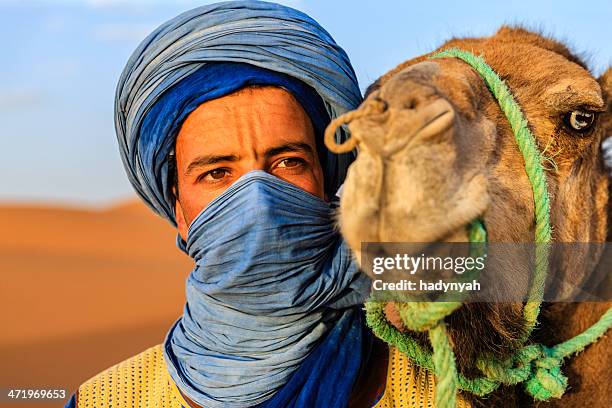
201, 168, 228, 181
277, 158, 304, 168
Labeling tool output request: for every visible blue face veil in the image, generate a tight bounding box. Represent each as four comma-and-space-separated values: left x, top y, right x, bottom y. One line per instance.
115, 1, 370, 407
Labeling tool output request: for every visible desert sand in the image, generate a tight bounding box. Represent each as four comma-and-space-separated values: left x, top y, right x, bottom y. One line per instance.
0, 200, 193, 407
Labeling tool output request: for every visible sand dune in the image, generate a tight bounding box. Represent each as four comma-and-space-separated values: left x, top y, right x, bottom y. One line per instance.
0, 200, 193, 404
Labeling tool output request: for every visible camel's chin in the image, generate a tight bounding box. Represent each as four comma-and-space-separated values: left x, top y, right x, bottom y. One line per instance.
340, 212, 476, 254
336, 220, 477, 294
375, 214, 474, 244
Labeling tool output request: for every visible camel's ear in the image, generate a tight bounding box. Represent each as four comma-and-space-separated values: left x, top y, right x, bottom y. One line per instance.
600, 68, 612, 241
599, 68, 612, 137
364, 78, 382, 99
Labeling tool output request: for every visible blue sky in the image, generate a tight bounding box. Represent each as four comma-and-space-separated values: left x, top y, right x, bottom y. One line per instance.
1, 0, 610, 207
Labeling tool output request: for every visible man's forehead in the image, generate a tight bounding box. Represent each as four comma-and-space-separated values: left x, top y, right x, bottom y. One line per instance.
174, 87, 316, 170
178, 86, 308, 132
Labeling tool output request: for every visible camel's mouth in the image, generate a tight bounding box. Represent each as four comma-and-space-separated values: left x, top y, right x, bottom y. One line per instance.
338, 164, 489, 268
375, 184, 488, 243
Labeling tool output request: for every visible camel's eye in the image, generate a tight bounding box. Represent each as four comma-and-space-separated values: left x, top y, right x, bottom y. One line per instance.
564, 110, 596, 133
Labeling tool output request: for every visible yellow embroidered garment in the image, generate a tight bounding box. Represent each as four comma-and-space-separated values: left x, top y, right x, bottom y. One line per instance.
76, 344, 472, 407
372, 346, 472, 408
76, 345, 189, 408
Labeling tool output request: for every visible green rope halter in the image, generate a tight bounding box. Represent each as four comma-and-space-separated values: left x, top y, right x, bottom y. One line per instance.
364, 48, 612, 406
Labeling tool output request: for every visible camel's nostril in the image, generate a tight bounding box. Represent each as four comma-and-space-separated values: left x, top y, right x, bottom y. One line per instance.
405, 98, 417, 110
409, 99, 455, 140
371, 96, 388, 113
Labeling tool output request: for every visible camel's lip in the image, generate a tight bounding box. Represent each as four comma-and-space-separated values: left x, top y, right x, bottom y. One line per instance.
423, 211, 486, 244
346, 191, 486, 248
375, 205, 486, 244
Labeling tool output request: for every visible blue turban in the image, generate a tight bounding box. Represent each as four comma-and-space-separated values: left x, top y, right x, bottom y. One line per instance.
115, 0, 362, 223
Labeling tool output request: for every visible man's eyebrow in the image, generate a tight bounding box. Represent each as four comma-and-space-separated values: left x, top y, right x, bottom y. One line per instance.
264, 142, 314, 160
184, 143, 313, 175
185, 154, 239, 175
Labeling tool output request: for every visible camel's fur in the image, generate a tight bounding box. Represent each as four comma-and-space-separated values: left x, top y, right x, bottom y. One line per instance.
338, 27, 612, 406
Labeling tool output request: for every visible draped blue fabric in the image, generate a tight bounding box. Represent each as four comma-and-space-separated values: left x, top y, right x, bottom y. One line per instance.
115, 0, 361, 224
256, 308, 372, 408
163, 171, 370, 407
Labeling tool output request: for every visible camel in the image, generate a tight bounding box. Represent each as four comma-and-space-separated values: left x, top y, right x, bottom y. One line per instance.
326, 27, 611, 406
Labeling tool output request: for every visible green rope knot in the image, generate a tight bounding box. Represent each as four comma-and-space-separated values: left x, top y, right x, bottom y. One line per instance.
477, 344, 568, 401
524, 347, 568, 401
397, 302, 461, 332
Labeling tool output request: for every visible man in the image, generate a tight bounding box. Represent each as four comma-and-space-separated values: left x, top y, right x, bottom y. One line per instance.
65, 1, 387, 407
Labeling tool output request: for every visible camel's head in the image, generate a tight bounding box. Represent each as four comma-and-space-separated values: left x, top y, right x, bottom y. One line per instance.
332, 27, 611, 369
339, 26, 610, 249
